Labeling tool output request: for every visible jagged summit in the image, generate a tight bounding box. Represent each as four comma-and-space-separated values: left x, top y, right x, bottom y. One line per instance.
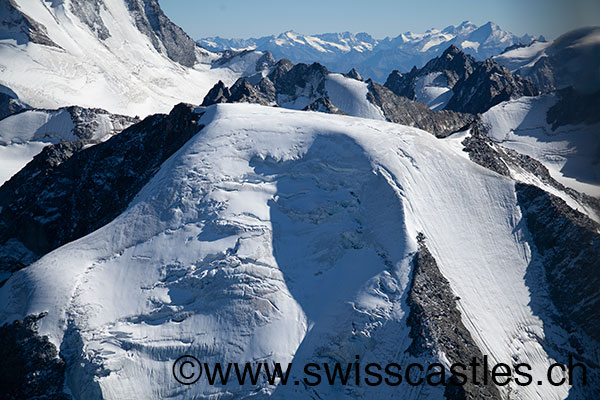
383, 44, 538, 113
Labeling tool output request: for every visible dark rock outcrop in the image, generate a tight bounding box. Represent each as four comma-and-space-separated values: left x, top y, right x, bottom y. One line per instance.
203, 60, 330, 108
70, 0, 111, 40
383, 45, 538, 114
515, 28, 600, 94
303, 97, 346, 115
0, 0, 60, 47
367, 80, 475, 137
201, 80, 231, 105
385, 45, 475, 100
344, 68, 363, 81
407, 234, 501, 400
66, 106, 138, 140
201, 58, 476, 136
462, 121, 600, 216
255, 51, 276, 72
0, 103, 204, 275
126, 0, 198, 67
546, 87, 600, 129
202, 78, 272, 106
0, 313, 70, 400
446, 58, 538, 114
267, 61, 329, 100
0, 89, 29, 121
516, 183, 600, 341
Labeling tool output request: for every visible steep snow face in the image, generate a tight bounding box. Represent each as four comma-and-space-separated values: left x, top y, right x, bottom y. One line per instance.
481, 95, 600, 197
493, 41, 550, 71
0, 0, 263, 116
0, 141, 47, 185
0, 104, 575, 399
324, 73, 385, 119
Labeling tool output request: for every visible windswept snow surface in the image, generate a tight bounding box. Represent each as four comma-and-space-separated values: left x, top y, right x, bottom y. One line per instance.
0, 104, 573, 399
0, 0, 262, 117
481, 95, 600, 197
324, 74, 385, 119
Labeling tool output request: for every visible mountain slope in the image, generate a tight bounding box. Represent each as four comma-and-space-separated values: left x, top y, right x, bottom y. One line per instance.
0, 0, 269, 116
0, 104, 137, 185
480, 94, 600, 198
383, 45, 539, 114
202, 59, 476, 137
1, 103, 595, 399
198, 22, 541, 81
494, 27, 600, 93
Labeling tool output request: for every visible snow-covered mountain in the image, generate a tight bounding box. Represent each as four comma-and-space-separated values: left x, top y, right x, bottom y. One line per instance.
494, 27, 600, 94
0, 0, 598, 398
0, 0, 271, 117
0, 102, 137, 184
383, 44, 539, 114
198, 21, 542, 81
1, 103, 598, 399
0, 0, 276, 185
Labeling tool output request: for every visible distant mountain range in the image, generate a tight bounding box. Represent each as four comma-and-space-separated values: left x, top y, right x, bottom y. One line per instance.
198, 21, 544, 81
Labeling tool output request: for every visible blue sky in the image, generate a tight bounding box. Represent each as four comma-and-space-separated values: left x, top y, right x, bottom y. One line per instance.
158, 0, 600, 40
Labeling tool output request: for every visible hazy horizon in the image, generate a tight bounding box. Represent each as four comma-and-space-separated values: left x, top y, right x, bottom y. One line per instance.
158, 0, 600, 41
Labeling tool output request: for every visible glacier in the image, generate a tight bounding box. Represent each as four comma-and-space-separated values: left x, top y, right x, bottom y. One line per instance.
0, 103, 584, 399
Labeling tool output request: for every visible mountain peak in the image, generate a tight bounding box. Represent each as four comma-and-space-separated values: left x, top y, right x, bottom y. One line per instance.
442, 44, 463, 56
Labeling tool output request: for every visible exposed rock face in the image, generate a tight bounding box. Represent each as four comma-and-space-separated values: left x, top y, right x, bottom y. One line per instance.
202, 78, 271, 106
446, 59, 538, 114
366, 80, 475, 137
67, 106, 139, 140
546, 87, 600, 129
268, 61, 329, 101
70, 0, 111, 40
462, 121, 600, 216
125, 0, 198, 67
407, 234, 501, 400
344, 68, 363, 81
203, 60, 330, 108
0, 0, 59, 47
0, 105, 138, 146
228, 78, 271, 105
0, 91, 29, 120
201, 80, 231, 105
203, 61, 476, 136
266, 58, 295, 83
383, 45, 538, 114
516, 183, 600, 342
461, 123, 511, 176
255, 51, 276, 71
512, 28, 600, 95
385, 45, 475, 99
0, 313, 70, 400
303, 97, 347, 114
0, 104, 204, 275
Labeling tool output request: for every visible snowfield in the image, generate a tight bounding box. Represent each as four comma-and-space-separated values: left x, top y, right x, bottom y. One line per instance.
0, 0, 264, 117
324, 73, 385, 119
0, 104, 578, 399
481, 95, 600, 197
